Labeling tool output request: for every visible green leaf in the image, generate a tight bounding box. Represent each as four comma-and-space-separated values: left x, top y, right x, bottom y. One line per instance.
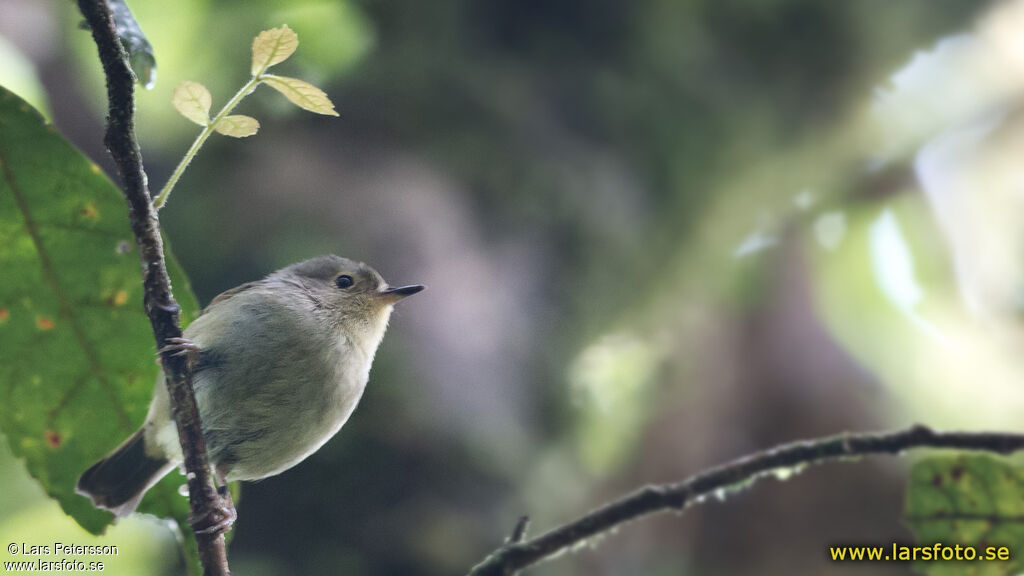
107, 0, 157, 90
262, 74, 339, 116
172, 81, 212, 126
213, 115, 259, 138
251, 25, 298, 76
905, 455, 1024, 575
0, 86, 199, 543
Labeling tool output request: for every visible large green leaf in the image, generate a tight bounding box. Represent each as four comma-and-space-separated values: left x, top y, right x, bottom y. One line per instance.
0, 86, 199, 539
905, 455, 1024, 575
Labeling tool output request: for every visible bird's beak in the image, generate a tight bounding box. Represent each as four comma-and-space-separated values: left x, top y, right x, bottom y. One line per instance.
378, 284, 425, 304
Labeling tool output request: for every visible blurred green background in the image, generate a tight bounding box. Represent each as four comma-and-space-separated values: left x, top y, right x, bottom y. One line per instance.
5, 0, 1024, 574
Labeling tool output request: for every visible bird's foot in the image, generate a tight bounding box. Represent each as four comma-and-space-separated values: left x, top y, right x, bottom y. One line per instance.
190, 489, 236, 536
158, 337, 202, 371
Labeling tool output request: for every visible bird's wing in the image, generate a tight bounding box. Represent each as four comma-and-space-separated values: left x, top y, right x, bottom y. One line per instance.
201, 280, 262, 315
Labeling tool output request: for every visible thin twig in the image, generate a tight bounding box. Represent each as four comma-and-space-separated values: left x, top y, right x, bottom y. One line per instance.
509, 516, 530, 544
467, 424, 1024, 576
75, 2, 231, 575
153, 72, 262, 210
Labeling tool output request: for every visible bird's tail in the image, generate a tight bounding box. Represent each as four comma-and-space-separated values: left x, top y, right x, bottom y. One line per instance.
76, 429, 174, 518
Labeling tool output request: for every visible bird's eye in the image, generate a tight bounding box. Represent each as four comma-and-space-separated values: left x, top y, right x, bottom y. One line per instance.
335, 275, 354, 289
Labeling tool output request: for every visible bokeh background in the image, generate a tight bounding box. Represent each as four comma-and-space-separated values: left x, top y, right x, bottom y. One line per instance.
4, 0, 1024, 574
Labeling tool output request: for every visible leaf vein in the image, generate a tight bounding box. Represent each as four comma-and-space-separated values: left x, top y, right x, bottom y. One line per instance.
0, 147, 131, 430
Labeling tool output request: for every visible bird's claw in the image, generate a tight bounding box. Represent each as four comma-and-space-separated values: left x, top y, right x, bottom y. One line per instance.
190, 495, 237, 536
158, 337, 201, 370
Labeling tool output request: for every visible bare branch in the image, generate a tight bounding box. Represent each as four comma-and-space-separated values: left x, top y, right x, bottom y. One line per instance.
74, 2, 231, 574
467, 424, 1024, 576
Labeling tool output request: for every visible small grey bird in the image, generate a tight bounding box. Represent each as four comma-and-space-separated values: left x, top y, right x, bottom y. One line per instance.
77, 255, 423, 517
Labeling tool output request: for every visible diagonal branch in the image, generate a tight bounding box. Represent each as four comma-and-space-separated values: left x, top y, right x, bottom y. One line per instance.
467, 424, 1024, 576
75, 2, 231, 575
